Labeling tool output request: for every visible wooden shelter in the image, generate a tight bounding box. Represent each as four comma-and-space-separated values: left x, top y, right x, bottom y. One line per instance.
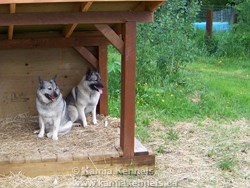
0, 0, 165, 176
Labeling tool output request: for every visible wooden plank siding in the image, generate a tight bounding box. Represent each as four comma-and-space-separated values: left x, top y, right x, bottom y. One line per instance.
0, 48, 89, 117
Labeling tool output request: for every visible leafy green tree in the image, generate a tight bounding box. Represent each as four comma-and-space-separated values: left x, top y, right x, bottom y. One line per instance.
232, 0, 250, 54
233, 0, 250, 32
202, 0, 229, 6
137, 0, 200, 84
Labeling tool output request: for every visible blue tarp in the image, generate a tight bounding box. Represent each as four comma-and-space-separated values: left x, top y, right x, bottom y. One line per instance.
193, 22, 230, 31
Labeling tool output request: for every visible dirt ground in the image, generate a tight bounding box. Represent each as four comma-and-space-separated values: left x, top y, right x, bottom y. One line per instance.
0, 115, 249, 188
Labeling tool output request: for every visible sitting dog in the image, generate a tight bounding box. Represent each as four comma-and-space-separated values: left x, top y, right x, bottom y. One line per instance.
35, 76, 73, 140
66, 70, 104, 127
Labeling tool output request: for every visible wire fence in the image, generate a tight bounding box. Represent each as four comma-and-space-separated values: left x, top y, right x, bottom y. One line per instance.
194, 5, 236, 32
197, 5, 236, 23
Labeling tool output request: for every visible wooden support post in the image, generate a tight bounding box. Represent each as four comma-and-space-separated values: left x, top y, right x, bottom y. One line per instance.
206, 9, 213, 38
98, 45, 108, 116
233, 13, 237, 24
8, 3, 16, 40
120, 22, 136, 158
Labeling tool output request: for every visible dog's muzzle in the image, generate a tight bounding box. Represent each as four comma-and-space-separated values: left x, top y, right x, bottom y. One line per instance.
94, 85, 103, 94
45, 92, 58, 102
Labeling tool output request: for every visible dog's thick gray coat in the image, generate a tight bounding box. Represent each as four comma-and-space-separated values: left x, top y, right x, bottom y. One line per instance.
66, 71, 103, 127
36, 77, 73, 140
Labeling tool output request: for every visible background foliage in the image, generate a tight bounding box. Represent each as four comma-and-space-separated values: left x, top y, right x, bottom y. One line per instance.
107, 0, 250, 127
136, 0, 200, 84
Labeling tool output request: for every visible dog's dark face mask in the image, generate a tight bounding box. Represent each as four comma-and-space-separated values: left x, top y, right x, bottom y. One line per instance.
86, 71, 104, 94
39, 76, 60, 102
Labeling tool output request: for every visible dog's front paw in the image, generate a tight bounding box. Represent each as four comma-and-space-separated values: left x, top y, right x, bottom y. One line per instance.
82, 119, 88, 128
93, 119, 97, 125
47, 132, 58, 140
47, 132, 53, 138
38, 132, 44, 138
52, 135, 58, 141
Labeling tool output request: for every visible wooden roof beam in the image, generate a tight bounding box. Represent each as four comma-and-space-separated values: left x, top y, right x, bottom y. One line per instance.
63, 1, 93, 38
95, 24, 124, 54
146, 1, 165, 11
0, 31, 103, 39
0, 36, 109, 49
8, 3, 16, 40
134, 1, 165, 11
0, 1, 166, 5
0, 11, 153, 26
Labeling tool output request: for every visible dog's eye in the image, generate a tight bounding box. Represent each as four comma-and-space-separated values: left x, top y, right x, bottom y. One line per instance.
48, 87, 52, 90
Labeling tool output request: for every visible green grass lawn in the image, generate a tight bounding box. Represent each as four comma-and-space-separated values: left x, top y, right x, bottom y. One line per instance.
186, 56, 250, 120
108, 55, 250, 141
137, 56, 250, 122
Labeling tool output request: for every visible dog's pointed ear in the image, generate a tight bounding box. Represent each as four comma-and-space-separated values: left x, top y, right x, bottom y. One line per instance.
38, 76, 42, 84
97, 67, 100, 73
86, 69, 92, 80
86, 69, 92, 75
38, 76, 44, 89
53, 75, 57, 81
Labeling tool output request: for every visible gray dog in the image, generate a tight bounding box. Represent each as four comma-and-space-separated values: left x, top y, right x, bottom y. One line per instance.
66, 70, 104, 127
35, 76, 73, 140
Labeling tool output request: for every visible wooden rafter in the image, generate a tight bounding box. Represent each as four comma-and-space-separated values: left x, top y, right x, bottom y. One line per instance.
95, 24, 124, 54
81, 1, 93, 12
8, 3, 16, 40
0, 11, 153, 26
63, 2, 93, 38
74, 46, 98, 68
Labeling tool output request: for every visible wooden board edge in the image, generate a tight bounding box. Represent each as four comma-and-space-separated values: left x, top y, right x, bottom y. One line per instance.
0, 154, 155, 177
